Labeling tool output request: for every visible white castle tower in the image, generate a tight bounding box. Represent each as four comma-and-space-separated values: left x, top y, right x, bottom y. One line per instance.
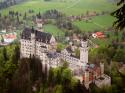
100, 62, 104, 75
80, 39, 88, 64
31, 27, 36, 56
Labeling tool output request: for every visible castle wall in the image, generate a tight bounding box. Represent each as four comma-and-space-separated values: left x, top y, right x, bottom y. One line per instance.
20, 39, 32, 58
57, 53, 83, 70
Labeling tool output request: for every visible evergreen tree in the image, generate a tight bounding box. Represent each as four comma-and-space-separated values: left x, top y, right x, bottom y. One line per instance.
111, 0, 125, 30
2, 47, 8, 61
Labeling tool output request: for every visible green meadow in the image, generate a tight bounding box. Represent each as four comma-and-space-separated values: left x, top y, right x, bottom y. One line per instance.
43, 24, 65, 37
1, 0, 116, 15
73, 15, 116, 32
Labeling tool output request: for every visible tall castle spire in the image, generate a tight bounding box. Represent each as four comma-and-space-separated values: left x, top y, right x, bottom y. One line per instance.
80, 39, 88, 64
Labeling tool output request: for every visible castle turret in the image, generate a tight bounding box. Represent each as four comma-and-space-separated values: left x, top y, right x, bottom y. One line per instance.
36, 17, 43, 31
100, 62, 104, 75
84, 70, 90, 83
80, 40, 88, 64
31, 27, 36, 56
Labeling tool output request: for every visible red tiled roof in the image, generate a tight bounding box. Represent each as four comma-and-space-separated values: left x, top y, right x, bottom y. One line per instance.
96, 32, 104, 36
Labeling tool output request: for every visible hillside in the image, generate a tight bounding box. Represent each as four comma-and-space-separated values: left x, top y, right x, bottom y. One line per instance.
0, 0, 117, 37
1, 0, 116, 15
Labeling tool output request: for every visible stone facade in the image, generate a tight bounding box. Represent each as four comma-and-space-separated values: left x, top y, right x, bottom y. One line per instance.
20, 27, 111, 88
20, 27, 56, 60
20, 27, 89, 70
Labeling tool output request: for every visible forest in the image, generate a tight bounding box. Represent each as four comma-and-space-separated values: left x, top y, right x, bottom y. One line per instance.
0, 41, 125, 93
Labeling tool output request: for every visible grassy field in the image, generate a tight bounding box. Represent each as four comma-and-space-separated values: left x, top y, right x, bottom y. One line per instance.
0, 0, 116, 31
73, 15, 116, 32
1, 0, 116, 15
43, 24, 65, 37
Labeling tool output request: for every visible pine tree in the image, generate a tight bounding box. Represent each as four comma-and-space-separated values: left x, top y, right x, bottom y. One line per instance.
111, 0, 125, 30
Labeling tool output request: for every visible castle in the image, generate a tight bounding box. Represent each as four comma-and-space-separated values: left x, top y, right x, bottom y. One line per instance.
20, 26, 111, 88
